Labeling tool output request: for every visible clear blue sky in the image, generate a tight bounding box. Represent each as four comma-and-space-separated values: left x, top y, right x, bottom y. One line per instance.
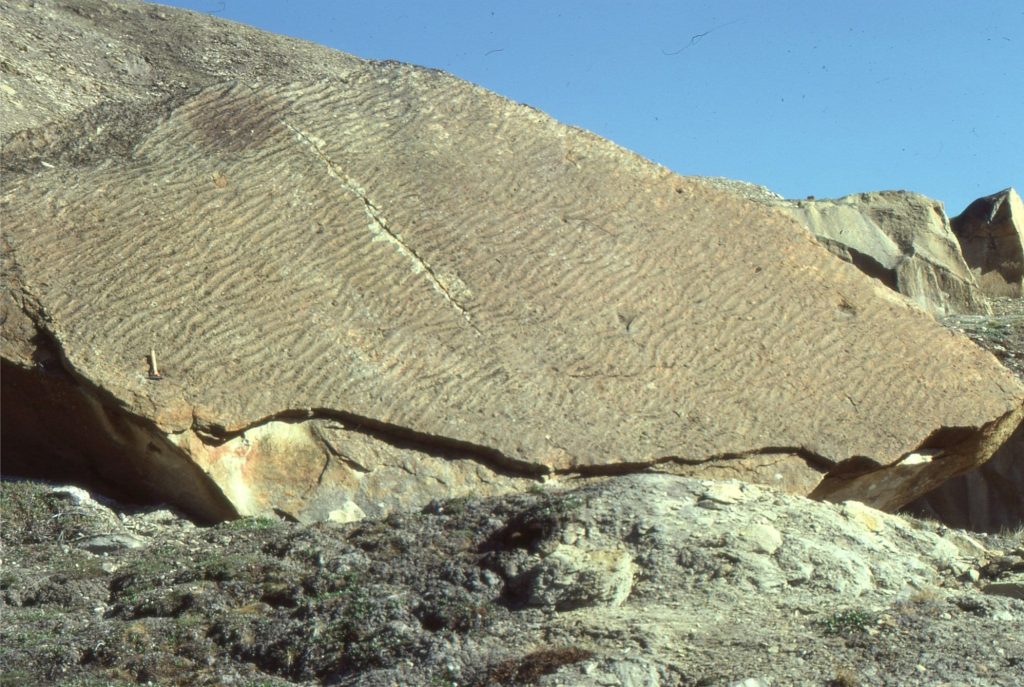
159, 0, 1022, 213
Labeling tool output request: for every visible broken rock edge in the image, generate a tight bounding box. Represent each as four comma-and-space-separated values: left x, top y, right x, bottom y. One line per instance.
0, 320, 236, 523
8, 286, 1017, 523
3, 77, 1019, 523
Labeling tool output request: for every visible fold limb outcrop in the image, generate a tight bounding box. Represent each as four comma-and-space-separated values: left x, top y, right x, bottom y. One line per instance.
2, 0, 1022, 522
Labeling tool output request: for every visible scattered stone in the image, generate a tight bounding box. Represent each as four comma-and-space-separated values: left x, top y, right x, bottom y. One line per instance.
984, 576, 1024, 601
694, 176, 784, 204
740, 523, 784, 555
76, 533, 148, 555
699, 481, 749, 506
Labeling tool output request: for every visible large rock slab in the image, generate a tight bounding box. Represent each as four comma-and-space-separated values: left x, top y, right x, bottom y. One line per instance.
952, 187, 1024, 297
2, 0, 1023, 522
771, 191, 989, 316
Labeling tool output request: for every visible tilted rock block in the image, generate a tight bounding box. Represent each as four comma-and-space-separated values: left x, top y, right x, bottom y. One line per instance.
1, 0, 1022, 522
906, 417, 1024, 532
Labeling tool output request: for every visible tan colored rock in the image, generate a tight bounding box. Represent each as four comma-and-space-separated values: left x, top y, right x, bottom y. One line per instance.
905, 418, 1024, 532
170, 419, 533, 522
771, 191, 989, 316
952, 188, 1024, 297
811, 403, 1024, 513
906, 299, 1024, 532
2, 0, 1023, 522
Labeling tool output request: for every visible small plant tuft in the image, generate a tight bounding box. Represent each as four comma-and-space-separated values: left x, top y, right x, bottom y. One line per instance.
828, 667, 860, 687
817, 609, 878, 637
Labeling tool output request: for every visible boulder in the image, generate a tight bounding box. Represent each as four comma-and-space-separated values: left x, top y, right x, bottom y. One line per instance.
770, 191, 989, 316
2, 0, 1023, 522
952, 187, 1024, 297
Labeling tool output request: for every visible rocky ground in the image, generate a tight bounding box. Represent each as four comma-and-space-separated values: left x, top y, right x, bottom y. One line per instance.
2, 299, 1022, 687
2, 467, 1023, 687
942, 298, 1024, 380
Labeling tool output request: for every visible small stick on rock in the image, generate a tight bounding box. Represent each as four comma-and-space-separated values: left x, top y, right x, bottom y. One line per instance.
148, 348, 163, 380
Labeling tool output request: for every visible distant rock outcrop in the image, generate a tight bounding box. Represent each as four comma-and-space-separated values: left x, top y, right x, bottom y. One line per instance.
952, 187, 1024, 297
771, 191, 989, 316
2, 0, 1022, 523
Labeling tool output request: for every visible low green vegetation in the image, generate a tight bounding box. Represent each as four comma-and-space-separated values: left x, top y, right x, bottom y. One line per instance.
817, 609, 878, 637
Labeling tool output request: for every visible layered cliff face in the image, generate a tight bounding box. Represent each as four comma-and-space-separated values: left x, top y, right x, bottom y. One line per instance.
2, 0, 1022, 523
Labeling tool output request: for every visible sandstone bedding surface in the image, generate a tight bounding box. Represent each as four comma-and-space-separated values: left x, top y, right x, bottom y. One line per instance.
2, 0, 1022, 523
2, 475, 1023, 686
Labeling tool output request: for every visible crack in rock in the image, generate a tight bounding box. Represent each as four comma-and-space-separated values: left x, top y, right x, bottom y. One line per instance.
192, 406, 546, 480
276, 112, 480, 334
551, 446, 838, 478
309, 422, 370, 475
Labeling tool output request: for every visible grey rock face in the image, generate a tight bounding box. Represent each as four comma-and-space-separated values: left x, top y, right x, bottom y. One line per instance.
952, 187, 1024, 297
771, 191, 989, 316
554, 476, 963, 598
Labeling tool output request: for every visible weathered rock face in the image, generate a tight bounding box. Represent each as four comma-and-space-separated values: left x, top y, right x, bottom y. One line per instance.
771, 191, 989, 316
2, 0, 1023, 522
952, 187, 1024, 297
906, 418, 1024, 533
907, 299, 1024, 533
